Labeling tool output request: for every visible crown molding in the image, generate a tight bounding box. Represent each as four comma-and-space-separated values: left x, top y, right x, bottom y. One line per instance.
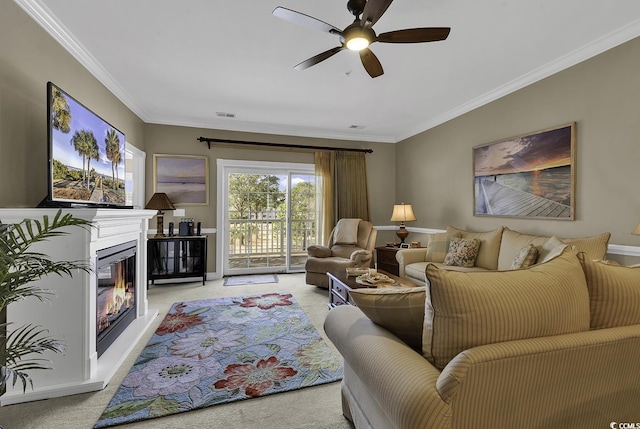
14, 0, 395, 143
15, 1, 640, 144
398, 18, 640, 142
15, 0, 151, 121
149, 116, 396, 144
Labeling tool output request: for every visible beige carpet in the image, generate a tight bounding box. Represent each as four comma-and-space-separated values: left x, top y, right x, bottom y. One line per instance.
1, 274, 354, 429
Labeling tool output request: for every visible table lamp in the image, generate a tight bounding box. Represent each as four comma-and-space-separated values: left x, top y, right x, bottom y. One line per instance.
633, 224, 640, 236
145, 193, 175, 237
390, 202, 416, 243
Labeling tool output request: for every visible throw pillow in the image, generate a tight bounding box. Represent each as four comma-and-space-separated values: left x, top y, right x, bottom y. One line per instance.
349, 287, 426, 350
497, 227, 549, 270
423, 250, 590, 370
562, 232, 611, 260
577, 252, 640, 329
511, 244, 538, 269
332, 218, 361, 245
446, 225, 504, 270
425, 231, 461, 263
443, 237, 480, 268
537, 236, 570, 263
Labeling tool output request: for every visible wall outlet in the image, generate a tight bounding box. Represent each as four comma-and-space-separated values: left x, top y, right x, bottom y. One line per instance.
173, 208, 186, 217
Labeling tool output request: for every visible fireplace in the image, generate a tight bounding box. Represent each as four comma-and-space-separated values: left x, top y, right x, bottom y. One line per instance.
0, 208, 157, 406
96, 240, 137, 358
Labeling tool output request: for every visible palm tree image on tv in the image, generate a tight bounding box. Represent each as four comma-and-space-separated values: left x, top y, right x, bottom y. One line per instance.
51, 86, 71, 134
70, 129, 99, 190
105, 129, 122, 190
49, 83, 126, 205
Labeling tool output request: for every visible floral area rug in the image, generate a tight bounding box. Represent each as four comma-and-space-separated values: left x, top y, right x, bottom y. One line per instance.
94, 293, 343, 428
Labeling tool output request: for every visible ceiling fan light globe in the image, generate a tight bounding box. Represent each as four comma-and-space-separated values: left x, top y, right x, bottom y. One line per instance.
346, 36, 370, 51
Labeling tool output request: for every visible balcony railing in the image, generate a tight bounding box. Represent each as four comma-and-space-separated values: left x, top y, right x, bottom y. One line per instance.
228, 219, 315, 268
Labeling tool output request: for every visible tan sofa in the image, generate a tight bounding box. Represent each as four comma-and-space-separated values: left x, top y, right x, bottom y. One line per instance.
397, 225, 611, 286
325, 250, 640, 428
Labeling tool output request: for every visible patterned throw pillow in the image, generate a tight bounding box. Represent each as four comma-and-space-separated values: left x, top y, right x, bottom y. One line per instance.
446, 225, 503, 270
443, 237, 480, 268
425, 232, 460, 263
511, 244, 538, 269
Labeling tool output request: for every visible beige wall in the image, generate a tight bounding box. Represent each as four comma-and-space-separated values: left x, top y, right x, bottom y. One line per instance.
4, 0, 640, 267
144, 124, 397, 271
0, 2, 145, 207
0, 1, 395, 273
396, 36, 640, 252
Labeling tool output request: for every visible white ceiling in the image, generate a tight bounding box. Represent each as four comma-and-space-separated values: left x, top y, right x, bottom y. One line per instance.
16, 0, 640, 143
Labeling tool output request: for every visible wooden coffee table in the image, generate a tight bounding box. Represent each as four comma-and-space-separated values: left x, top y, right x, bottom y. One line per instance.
326, 269, 418, 308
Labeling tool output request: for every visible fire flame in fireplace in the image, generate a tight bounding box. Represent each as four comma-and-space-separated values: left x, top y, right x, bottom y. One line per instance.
97, 262, 134, 332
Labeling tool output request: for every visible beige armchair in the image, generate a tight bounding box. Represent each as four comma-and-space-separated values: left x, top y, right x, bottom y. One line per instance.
305, 219, 377, 288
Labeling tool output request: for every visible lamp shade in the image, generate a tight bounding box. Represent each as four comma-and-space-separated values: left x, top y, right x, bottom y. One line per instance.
145, 193, 176, 211
390, 203, 416, 222
633, 224, 640, 235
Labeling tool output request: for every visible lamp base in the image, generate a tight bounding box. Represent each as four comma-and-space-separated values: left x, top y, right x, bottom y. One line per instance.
395, 225, 409, 243
155, 213, 166, 237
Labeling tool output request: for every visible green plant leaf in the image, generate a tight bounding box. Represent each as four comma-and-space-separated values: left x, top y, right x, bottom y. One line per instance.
0, 209, 94, 392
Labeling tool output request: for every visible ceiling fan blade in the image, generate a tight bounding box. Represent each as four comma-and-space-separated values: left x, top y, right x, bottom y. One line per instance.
294, 46, 345, 71
359, 48, 384, 78
361, 0, 394, 27
377, 27, 451, 43
273, 7, 342, 36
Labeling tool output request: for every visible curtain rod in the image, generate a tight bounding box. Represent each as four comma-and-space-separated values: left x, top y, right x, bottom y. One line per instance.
197, 136, 373, 153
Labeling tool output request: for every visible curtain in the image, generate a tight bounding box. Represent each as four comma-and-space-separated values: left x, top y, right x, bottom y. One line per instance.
315, 150, 370, 245
315, 152, 333, 245
331, 151, 370, 221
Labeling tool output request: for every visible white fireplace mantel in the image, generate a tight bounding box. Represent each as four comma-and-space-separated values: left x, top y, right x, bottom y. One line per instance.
0, 208, 158, 405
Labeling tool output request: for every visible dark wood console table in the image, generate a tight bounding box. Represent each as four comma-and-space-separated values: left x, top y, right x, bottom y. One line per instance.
147, 236, 207, 285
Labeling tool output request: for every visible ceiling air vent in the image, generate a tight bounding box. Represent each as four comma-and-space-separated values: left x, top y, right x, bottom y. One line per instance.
216, 112, 235, 118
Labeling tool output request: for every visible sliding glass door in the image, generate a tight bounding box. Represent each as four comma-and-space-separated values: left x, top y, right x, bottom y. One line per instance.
219, 160, 315, 276
289, 172, 316, 270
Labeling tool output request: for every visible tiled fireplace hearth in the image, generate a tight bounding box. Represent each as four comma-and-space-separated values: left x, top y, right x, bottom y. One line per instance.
0, 208, 157, 405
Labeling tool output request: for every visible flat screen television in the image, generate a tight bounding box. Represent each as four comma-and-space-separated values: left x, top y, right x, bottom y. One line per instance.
40, 82, 128, 208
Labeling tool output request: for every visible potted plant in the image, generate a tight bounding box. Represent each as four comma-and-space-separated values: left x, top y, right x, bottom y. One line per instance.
0, 210, 91, 395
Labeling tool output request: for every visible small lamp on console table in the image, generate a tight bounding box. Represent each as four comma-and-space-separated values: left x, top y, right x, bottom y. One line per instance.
390, 202, 417, 244
145, 192, 175, 237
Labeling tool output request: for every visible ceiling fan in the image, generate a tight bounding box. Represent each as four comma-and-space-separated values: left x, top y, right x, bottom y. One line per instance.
272, 0, 450, 78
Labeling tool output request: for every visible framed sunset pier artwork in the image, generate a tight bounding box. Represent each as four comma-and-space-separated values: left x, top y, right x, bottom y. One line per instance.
473, 123, 576, 219
154, 154, 209, 205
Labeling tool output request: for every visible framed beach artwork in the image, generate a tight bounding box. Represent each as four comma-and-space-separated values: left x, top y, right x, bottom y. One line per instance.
154, 154, 209, 205
473, 123, 576, 220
